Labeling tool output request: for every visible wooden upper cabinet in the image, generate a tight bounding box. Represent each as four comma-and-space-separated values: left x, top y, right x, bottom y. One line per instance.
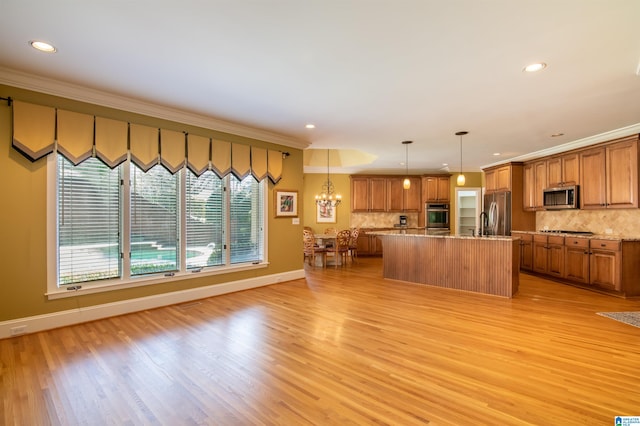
497, 166, 511, 191
547, 153, 580, 188
579, 147, 607, 208
369, 177, 387, 211
351, 176, 387, 212
386, 178, 404, 211
485, 165, 511, 192
351, 177, 370, 212
351, 175, 421, 212
580, 136, 638, 209
533, 160, 547, 209
606, 137, 638, 208
404, 177, 422, 211
386, 177, 422, 212
423, 175, 450, 202
522, 163, 535, 210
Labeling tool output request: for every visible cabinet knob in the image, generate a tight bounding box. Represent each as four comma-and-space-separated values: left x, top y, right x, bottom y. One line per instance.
573, 241, 578, 244
600, 243, 606, 247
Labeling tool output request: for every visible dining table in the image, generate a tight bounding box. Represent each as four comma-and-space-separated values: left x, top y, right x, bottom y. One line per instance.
313, 234, 342, 267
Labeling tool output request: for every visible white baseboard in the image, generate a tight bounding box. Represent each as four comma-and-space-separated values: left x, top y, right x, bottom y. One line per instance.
0, 269, 305, 340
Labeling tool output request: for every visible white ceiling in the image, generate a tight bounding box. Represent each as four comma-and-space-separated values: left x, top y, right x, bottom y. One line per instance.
1, 1, 640, 175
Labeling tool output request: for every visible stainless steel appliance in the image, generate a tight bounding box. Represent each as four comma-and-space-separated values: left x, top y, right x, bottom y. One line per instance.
426, 203, 449, 229
482, 191, 512, 236
543, 185, 579, 209
399, 215, 407, 226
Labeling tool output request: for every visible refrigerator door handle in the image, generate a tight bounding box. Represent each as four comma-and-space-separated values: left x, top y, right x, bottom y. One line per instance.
489, 201, 497, 235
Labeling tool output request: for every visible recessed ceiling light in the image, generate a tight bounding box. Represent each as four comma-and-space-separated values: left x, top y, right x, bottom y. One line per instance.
305, 124, 315, 129
523, 62, 546, 73
29, 40, 57, 53
442, 163, 448, 167
551, 132, 564, 137
493, 152, 501, 156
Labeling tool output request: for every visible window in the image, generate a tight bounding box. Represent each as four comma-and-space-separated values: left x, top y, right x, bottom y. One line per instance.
58, 156, 121, 284
229, 175, 264, 264
185, 170, 224, 269
130, 164, 179, 276
53, 154, 266, 291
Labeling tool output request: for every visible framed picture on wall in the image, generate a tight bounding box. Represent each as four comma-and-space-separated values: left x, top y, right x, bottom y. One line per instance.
316, 203, 337, 223
274, 190, 298, 217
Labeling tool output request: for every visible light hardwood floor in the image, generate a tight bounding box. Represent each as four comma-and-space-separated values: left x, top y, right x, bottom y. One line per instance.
1, 258, 639, 425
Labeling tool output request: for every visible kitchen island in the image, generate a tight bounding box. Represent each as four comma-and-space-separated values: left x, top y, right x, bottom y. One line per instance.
372, 230, 520, 298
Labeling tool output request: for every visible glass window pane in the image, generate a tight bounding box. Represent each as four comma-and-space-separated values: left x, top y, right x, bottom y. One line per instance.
229, 175, 264, 264
58, 155, 121, 284
130, 165, 179, 276
185, 170, 224, 268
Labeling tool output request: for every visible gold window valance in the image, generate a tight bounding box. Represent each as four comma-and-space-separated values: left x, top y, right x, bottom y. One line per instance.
11, 100, 285, 183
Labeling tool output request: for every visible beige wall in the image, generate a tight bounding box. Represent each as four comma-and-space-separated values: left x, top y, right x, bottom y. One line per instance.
302, 173, 352, 232
0, 84, 304, 322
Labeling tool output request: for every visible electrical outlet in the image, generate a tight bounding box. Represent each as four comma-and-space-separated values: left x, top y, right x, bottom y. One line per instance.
605, 228, 613, 234
10, 325, 27, 336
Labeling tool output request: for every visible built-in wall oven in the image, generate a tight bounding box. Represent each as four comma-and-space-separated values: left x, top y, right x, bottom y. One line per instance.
426, 203, 450, 229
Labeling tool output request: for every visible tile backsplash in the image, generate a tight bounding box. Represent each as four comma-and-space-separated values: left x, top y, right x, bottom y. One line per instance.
351, 212, 419, 228
536, 209, 640, 236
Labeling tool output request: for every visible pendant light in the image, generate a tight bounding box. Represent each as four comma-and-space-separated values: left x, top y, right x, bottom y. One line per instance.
402, 140, 413, 189
315, 149, 342, 207
455, 131, 467, 186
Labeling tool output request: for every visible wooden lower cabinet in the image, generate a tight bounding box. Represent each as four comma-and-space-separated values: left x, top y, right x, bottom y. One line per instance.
532, 235, 548, 274
519, 233, 639, 297
547, 236, 564, 278
356, 229, 385, 256
512, 232, 533, 271
532, 234, 564, 277
588, 239, 621, 291
564, 237, 589, 284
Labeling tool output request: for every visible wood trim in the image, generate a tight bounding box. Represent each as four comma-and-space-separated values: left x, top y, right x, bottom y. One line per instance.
378, 234, 519, 297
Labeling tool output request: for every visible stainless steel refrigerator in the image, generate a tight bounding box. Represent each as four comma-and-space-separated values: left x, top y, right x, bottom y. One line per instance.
482, 191, 512, 236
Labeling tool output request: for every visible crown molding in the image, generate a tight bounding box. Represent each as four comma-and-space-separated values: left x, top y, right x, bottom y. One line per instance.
482, 123, 640, 169
0, 66, 309, 150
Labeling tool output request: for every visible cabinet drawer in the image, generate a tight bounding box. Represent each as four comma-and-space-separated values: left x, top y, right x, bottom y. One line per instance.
513, 232, 532, 242
548, 235, 564, 245
590, 239, 620, 251
565, 237, 589, 248
533, 234, 548, 243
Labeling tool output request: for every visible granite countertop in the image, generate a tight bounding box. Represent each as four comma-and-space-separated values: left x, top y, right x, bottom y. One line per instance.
511, 230, 640, 242
370, 229, 515, 240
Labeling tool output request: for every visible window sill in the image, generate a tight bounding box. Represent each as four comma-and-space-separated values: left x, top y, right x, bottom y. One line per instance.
46, 261, 269, 300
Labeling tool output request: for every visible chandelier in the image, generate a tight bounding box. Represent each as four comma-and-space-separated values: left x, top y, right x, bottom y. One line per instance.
315, 149, 342, 207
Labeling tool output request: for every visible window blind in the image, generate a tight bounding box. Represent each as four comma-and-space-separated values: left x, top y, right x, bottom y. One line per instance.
229, 175, 264, 264
58, 155, 121, 284
185, 170, 224, 269
130, 164, 179, 276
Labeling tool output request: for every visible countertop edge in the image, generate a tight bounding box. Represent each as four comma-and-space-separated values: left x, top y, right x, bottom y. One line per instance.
511, 230, 640, 242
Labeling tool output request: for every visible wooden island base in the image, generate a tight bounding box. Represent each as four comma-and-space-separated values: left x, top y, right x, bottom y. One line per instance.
375, 232, 520, 298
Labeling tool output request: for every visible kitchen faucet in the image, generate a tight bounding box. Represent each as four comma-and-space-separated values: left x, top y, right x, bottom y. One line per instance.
479, 212, 488, 236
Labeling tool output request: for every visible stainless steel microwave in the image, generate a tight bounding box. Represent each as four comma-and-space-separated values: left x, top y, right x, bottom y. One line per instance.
543, 185, 579, 209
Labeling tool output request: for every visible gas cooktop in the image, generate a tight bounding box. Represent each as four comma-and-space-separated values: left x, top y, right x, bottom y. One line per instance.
539, 230, 594, 235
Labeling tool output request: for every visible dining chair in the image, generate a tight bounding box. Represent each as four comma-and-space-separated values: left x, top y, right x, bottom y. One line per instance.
328, 229, 351, 268
303, 229, 326, 267
348, 227, 360, 263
